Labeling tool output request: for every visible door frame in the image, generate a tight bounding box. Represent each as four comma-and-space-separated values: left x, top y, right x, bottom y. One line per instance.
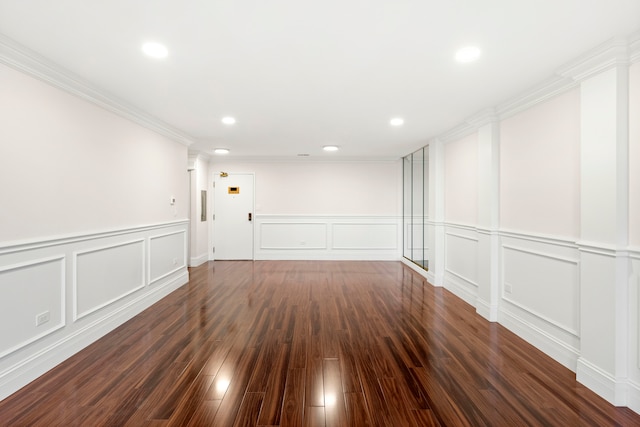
210, 171, 255, 261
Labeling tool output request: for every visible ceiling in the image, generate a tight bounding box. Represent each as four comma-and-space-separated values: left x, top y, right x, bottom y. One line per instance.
0, 1, 638, 160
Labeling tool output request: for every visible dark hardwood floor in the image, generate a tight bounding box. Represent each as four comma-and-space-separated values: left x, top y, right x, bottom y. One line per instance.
1, 260, 639, 426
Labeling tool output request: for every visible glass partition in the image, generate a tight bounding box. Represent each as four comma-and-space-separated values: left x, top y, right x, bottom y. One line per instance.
412, 149, 424, 266
403, 155, 412, 260
403, 146, 429, 270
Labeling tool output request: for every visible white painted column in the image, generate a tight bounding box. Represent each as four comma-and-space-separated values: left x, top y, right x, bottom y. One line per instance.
188, 154, 211, 266
428, 139, 445, 286
476, 116, 500, 321
576, 63, 630, 406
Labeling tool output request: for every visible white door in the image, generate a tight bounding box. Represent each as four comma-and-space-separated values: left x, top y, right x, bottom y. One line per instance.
213, 173, 254, 260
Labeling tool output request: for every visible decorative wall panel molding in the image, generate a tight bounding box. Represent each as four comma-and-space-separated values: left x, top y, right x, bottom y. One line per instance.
577, 240, 618, 257
437, 224, 585, 370
0, 220, 189, 401
501, 244, 580, 337
0, 256, 65, 359
332, 223, 397, 250
0, 220, 189, 255
500, 228, 578, 248
74, 239, 145, 321
444, 230, 479, 284
260, 222, 327, 250
255, 215, 400, 260
443, 227, 479, 305
149, 230, 187, 284
497, 232, 582, 371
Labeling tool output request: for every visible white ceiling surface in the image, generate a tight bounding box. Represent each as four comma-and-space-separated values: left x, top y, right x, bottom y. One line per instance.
0, 1, 638, 159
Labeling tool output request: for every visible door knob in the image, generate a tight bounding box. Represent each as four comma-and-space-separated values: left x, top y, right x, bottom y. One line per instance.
248, 213, 252, 221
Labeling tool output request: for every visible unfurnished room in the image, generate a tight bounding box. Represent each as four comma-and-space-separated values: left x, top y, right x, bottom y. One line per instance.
0, 1, 639, 425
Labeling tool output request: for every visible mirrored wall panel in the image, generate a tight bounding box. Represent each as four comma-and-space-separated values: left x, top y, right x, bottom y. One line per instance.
403, 146, 429, 270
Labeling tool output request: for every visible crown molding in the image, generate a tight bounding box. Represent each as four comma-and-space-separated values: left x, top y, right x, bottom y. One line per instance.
557, 36, 630, 82
495, 75, 578, 121
187, 153, 211, 170
438, 108, 498, 143
209, 155, 402, 163
437, 122, 476, 144
433, 31, 640, 146
630, 31, 640, 63
0, 33, 195, 147
467, 107, 499, 129
188, 152, 211, 162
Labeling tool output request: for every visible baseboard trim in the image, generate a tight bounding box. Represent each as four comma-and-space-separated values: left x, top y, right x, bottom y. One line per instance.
476, 298, 498, 322
255, 252, 400, 261
576, 357, 618, 405
444, 275, 478, 307
0, 269, 188, 401
628, 380, 640, 413
499, 307, 579, 372
189, 253, 209, 267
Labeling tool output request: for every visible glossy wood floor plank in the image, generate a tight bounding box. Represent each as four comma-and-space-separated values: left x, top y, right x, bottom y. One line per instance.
1, 260, 640, 426
279, 368, 305, 427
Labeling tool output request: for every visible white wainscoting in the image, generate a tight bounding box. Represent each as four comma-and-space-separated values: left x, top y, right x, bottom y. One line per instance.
444, 224, 479, 305
0, 220, 189, 401
255, 215, 401, 260
440, 225, 582, 371
576, 246, 640, 409
498, 230, 580, 370
630, 248, 640, 414
0, 256, 65, 359
74, 239, 145, 320
149, 230, 187, 284
403, 219, 429, 254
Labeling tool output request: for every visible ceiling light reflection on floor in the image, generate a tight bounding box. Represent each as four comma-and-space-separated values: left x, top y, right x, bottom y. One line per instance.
215, 379, 230, 394
324, 392, 337, 407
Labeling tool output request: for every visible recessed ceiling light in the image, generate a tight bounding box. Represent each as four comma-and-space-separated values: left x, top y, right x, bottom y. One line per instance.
390, 118, 404, 126
455, 46, 481, 63
323, 145, 339, 152
221, 117, 236, 125
214, 148, 230, 155
141, 42, 168, 59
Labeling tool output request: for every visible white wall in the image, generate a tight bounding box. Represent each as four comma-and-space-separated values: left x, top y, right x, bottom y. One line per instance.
212, 161, 400, 215
630, 62, 640, 247
444, 133, 478, 225
500, 88, 580, 238
188, 155, 210, 266
423, 35, 640, 412
209, 160, 402, 260
497, 89, 582, 371
0, 64, 188, 242
442, 133, 480, 305
626, 61, 640, 411
0, 62, 189, 400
